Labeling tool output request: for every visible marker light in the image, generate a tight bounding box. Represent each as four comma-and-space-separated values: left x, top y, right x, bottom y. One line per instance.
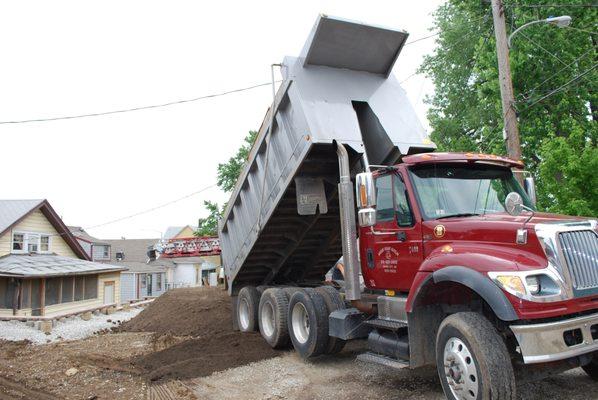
495, 275, 526, 297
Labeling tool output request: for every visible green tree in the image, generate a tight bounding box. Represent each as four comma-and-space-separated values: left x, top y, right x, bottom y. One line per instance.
420, 0, 597, 216
195, 200, 223, 236
195, 130, 258, 236
216, 130, 258, 192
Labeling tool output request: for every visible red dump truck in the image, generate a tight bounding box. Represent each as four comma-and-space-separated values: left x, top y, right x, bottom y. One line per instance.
218, 15, 598, 400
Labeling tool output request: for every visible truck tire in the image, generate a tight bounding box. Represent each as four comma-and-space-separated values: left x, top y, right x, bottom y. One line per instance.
237, 286, 260, 332
288, 288, 329, 358
315, 286, 346, 354
436, 312, 515, 400
582, 353, 598, 381
258, 288, 291, 349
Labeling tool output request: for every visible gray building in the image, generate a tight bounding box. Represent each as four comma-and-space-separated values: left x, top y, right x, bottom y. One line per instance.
103, 238, 171, 301
68, 226, 111, 262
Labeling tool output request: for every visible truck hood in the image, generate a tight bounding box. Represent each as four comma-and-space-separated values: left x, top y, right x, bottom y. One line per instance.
423, 212, 596, 272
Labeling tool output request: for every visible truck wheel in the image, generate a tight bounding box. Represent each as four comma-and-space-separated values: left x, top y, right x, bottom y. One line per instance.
288, 288, 329, 358
436, 312, 515, 400
582, 353, 598, 381
315, 286, 346, 354
237, 286, 260, 332
258, 288, 291, 349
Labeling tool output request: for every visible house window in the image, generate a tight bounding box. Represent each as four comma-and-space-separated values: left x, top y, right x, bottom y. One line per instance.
12, 234, 24, 251
74, 276, 85, 301
12, 232, 51, 253
140, 274, 147, 288
62, 277, 74, 303
84, 276, 98, 300
102, 246, 109, 259
156, 274, 162, 290
45, 277, 61, 306
116, 251, 125, 261
40, 236, 50, 252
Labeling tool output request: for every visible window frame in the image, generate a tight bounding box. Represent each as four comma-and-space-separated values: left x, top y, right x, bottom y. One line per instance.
374, 172, 416, 228
156, 273, 162, 290
12, 231, 51, 254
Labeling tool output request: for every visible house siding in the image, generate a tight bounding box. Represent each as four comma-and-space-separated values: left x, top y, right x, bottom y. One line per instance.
0, 210, 78, 258
174, 263, 201, 287
175, 226, 195, 238
120, 273, 137, 302
152, 273, 166, 296
76, 239, 93, 259
92, 245, 110, 261
99, 272, 120, 304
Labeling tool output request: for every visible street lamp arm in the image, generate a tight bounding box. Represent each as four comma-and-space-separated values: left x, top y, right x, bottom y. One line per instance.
508, 20, 545, 47
508, 16, 572, 48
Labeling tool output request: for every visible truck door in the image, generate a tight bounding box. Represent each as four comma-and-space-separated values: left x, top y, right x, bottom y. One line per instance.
360, 171, 422, 291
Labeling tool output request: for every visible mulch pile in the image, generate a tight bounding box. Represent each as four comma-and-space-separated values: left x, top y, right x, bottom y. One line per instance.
120, 287, 281, 382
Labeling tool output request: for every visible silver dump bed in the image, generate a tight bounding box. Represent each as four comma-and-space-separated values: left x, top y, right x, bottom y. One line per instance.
220, 15, 435, 294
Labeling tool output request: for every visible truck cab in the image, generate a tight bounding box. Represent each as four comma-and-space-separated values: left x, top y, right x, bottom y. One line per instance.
353, 152, 598, 388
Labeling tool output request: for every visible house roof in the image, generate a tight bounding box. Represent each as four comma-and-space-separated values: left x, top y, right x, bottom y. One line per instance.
0, 254, 127, 278
163, 225, 197, 240
0, 200, 44, 234
68, 226, 110, 246
103, 238, 161, 263
0, 199, 89, 260
117, 261, 170, 274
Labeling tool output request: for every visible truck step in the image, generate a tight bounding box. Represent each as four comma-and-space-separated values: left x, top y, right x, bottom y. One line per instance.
357, 352, 410, 370
365, 318, 407, 330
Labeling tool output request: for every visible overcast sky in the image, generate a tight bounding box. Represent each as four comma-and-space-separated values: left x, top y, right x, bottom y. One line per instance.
0, 0, 443, 239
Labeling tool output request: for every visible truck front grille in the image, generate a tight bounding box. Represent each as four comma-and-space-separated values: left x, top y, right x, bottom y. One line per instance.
559, 230, 598, 290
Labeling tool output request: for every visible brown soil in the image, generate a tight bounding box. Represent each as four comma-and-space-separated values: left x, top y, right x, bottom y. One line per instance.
0, 332, 153, 400
120, 287, 281, 382
0, 287, 280, 399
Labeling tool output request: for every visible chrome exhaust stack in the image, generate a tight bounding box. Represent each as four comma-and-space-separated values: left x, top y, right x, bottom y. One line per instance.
334, 141, 361, 301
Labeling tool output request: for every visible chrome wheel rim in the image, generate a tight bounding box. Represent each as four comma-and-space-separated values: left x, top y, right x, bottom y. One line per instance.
239, 298, 250, 330
291, 302, 310, 344
261, 301, 275, 338
443, 337, 479, 400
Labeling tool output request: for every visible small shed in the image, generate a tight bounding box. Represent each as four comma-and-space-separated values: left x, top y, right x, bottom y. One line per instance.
119, 261, 168, 302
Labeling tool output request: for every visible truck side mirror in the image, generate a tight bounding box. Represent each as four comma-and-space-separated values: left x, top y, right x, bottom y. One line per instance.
505, 192, 524, 216
524, 177, 537, 206
356, 172, 377, 228
356, 172, 376, 209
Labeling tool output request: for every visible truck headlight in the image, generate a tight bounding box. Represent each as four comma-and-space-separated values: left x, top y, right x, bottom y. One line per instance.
488, 271, 562, 301
525, 276, 541, 295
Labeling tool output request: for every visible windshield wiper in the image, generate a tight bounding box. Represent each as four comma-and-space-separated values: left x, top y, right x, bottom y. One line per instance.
436, 213, 481, 220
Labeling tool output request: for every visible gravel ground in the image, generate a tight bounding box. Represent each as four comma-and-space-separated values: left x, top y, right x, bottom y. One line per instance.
0, 308, 142, 344
191, 342, 598, 400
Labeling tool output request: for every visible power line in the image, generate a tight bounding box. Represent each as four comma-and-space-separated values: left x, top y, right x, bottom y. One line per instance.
518, 31, 572, 69
40, 183, 217, 240
566, 25, 598, 36
516, 46, 596, 101
507, 3, 598, 8
402, 12, 492, 47
84, 184, 217, 231
520, 63, 598, 111
0, 82, 273, 125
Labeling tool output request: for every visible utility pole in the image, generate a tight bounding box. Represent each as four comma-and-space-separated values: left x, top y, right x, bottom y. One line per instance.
490, 0, 522, 163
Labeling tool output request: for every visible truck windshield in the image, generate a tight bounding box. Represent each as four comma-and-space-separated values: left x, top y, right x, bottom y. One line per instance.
408, 164, 534, 220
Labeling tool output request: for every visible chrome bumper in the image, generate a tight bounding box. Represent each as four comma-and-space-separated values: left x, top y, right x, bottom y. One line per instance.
511, 312, 598, 364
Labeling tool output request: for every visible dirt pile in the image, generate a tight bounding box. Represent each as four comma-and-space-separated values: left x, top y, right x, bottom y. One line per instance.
120, 287, 281, 382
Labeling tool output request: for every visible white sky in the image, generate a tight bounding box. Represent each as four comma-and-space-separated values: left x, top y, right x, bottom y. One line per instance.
0, 0, 443, 239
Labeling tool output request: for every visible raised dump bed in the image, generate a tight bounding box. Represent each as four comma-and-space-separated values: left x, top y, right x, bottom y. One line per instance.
219, 15, 434, 294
